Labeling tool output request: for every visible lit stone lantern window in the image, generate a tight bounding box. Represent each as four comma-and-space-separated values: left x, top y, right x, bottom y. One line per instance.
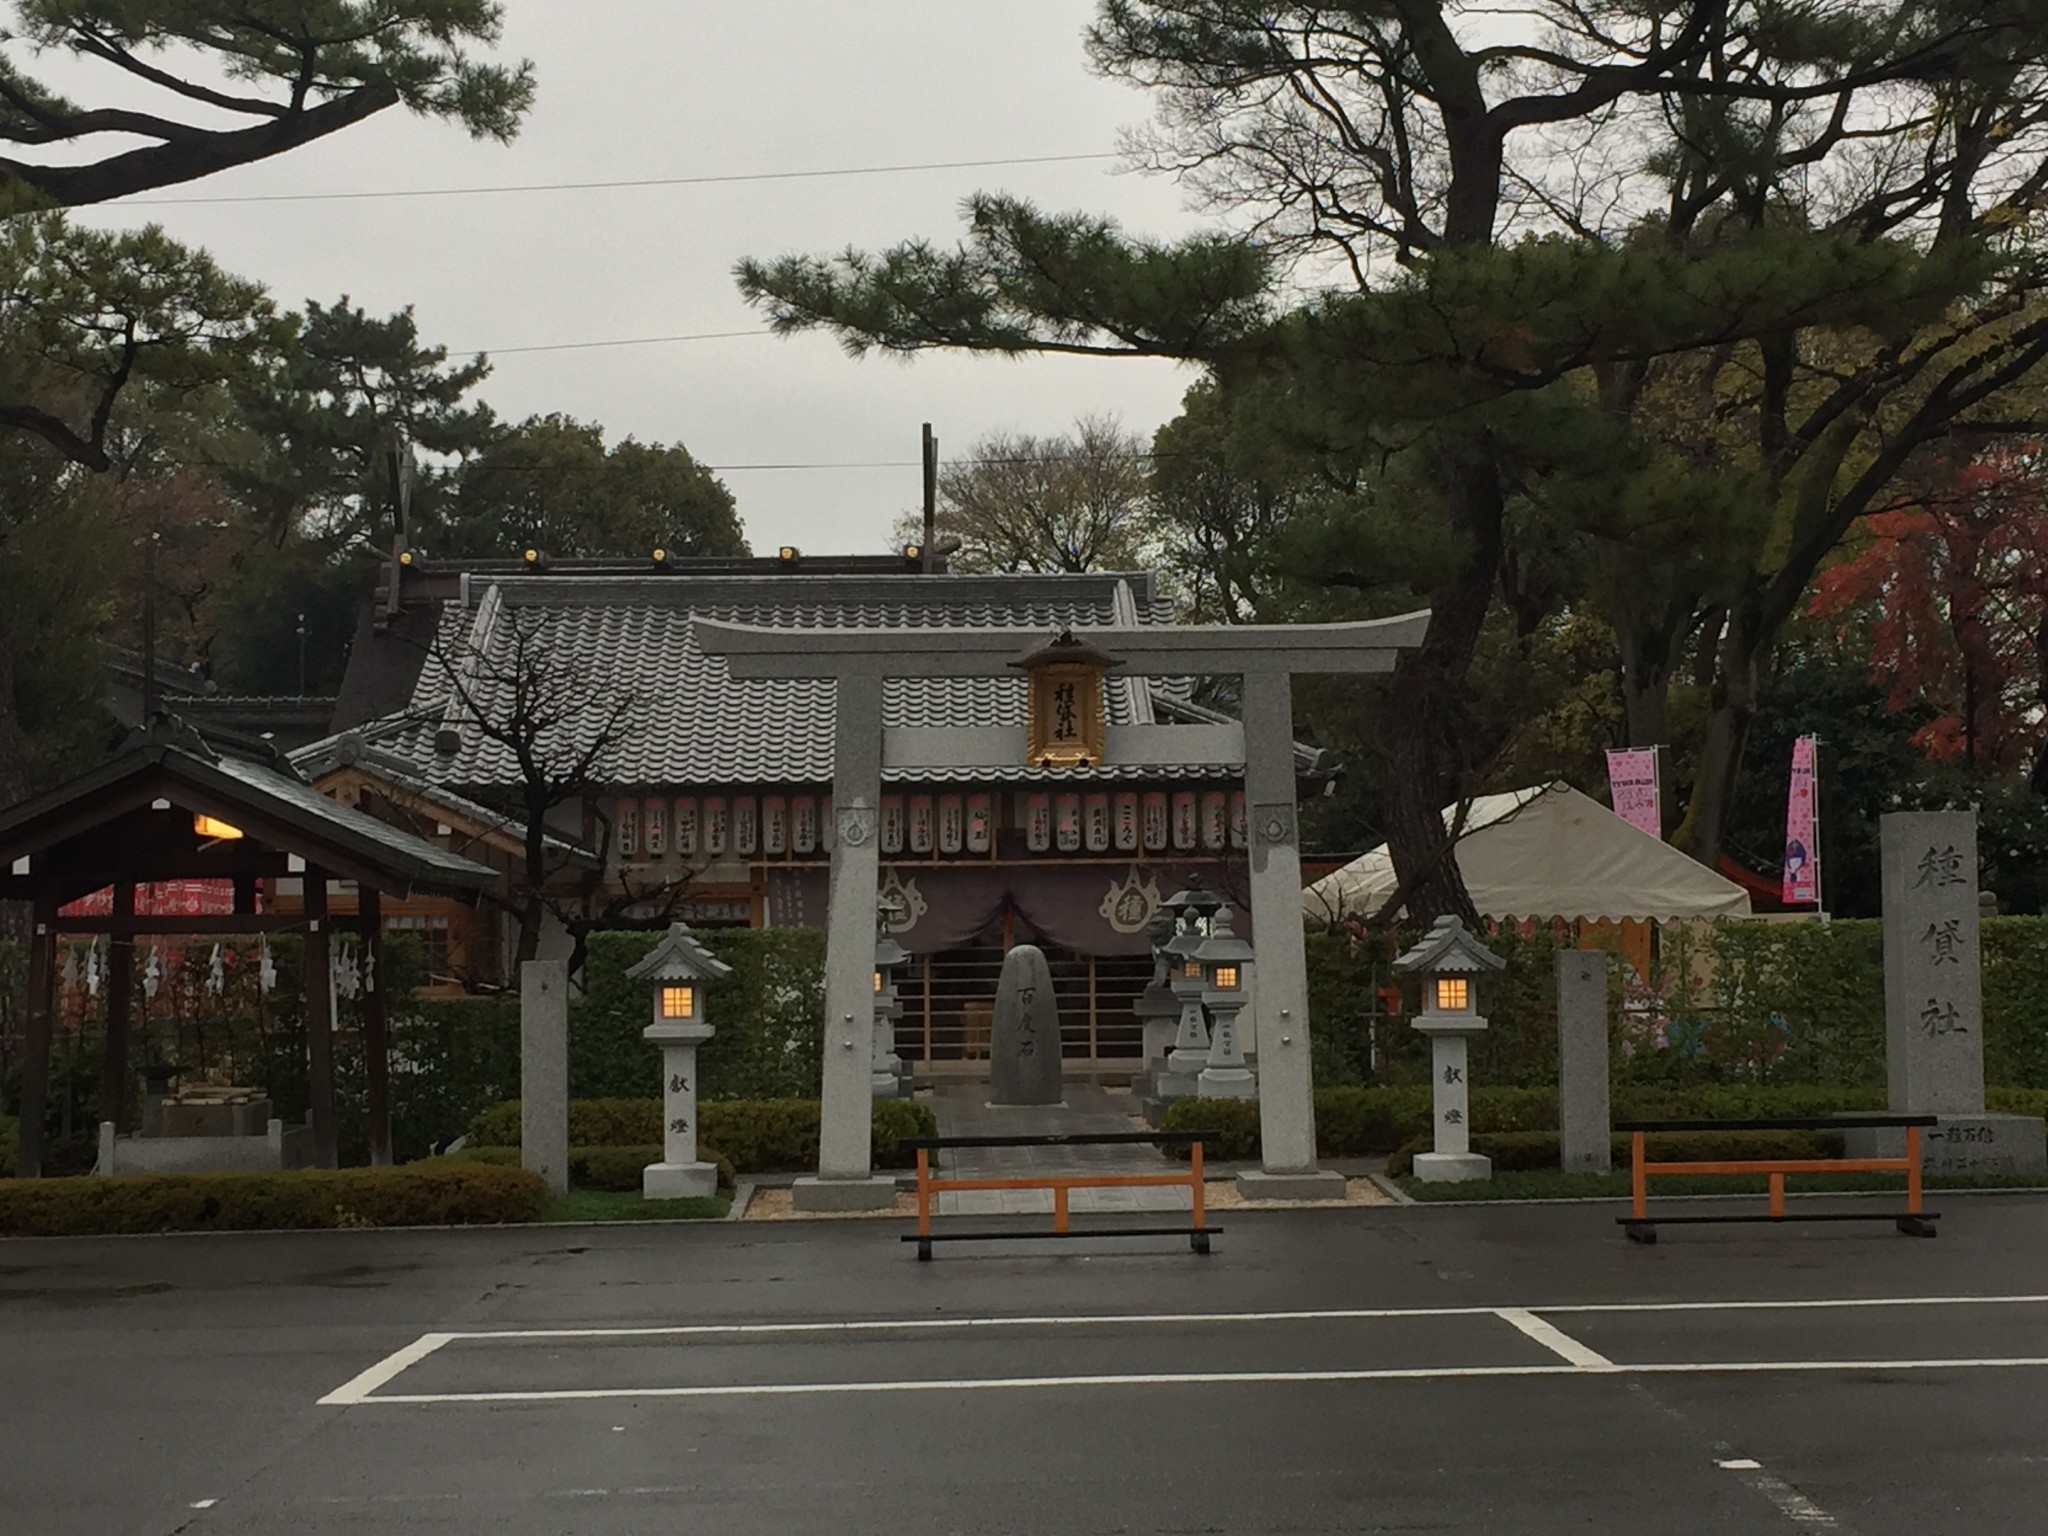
1434, 976, 1469, 1013
660, 984, 697, 1020
1009, 629, 1122, 769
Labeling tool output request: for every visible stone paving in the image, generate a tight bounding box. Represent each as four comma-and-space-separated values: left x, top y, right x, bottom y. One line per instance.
927, 1080, 1193, 1214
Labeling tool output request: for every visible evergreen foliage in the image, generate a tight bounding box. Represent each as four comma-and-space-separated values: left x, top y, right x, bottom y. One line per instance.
740, 1, 2048, 919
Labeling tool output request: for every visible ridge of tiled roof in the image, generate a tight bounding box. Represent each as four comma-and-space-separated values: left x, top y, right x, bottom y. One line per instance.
313, 567, 1319, 792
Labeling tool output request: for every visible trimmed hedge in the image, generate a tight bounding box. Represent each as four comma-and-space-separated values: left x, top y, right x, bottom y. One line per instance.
1385, 1129, 1844, 1178
465, 1096, 937, 1172
1158, 1083, 1906, 1161
0, 1163, 546, 1237
453, 1144, 738, 1193
1310, 916, 2048, 1091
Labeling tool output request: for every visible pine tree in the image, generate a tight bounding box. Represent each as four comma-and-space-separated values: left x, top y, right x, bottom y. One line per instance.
741, 2, 2048, 918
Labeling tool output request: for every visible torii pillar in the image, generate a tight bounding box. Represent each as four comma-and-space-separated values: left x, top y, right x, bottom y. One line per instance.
697, 611, 1428, 1208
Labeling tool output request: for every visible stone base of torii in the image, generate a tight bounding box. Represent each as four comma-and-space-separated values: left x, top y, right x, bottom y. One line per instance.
694, 610, 1428, 1210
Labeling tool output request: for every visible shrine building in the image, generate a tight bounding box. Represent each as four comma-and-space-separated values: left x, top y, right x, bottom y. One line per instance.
294, 553, 1329, 1077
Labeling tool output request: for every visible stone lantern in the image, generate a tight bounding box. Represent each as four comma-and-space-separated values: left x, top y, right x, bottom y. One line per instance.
1159, 914, 1213, 1098
872, 915, 911, 1099
1392, 915, 1505, 1182
1196, 905, 1256, 1099
625, 921, 733, 1199
1164, 877, 1224, 933
1135, 909, 1181, 1074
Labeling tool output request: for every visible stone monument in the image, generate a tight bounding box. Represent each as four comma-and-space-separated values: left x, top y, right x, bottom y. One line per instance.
989, 943, 1063, 1106
625, 922, 733, 1199
1849, 812, 2048, 1174
1135, 911, 1181, 1077
872, 918, 911, 1098
1393, 915, 1505, 1182
520, 958, 569, 1197
1556, 950, 1611, 1174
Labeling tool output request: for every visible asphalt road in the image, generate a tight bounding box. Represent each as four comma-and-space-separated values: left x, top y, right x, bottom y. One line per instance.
7, 1197, 2048, 1534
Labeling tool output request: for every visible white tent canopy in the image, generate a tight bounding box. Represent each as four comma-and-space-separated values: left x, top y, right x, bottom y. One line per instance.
1303, 783, 1753, 925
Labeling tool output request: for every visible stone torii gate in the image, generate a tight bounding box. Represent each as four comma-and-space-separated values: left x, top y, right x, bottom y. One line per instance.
696, 612, 1428, 1210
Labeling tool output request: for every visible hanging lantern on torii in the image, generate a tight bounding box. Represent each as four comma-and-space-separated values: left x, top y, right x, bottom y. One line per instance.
1010, 630, 1121, 769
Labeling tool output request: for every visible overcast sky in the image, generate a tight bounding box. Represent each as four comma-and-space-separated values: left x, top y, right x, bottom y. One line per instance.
69, 2, 1213, 556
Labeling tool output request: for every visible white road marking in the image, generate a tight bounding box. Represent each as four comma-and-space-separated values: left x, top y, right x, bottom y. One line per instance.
430, 1292, 2048, 1343
358, 1363, 1590, 1403
1494, 1308, 1617, 1370
188, 1498, 219, 1509
340, 1354, 2048, 1406
317, 1332, 458, 1406
317, 1294, 2048, 1406
1717, 1455, 1838, 1529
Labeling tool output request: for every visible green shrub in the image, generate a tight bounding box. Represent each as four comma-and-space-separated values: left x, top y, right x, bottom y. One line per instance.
0, 1163, 545, 1237
1610, 1084, 1882, 1121
1990, 1086, 2048, 1120
454, 1145, 739, 1194
568, 929, 826, 1101
1160, 1085, 1567, 1161
1386, 1128, 1844, 1177
870, 1098, 938, 1167
1301, 915, 2048, 1090
1161, 1083, 1890, 1162
462, 1096, 935, 1173
465, 1098, 664, 1149
1155, 1097, 1262, 1160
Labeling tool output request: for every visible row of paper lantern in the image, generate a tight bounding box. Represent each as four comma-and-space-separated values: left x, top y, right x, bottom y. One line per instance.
613, 789, 1249, 860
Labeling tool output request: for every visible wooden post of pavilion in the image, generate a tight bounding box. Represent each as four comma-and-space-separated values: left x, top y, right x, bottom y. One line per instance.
17, 901, 57, 1179
302, 867, 339, 1169
358, 887, 392, 1166
100, 883, 136, 1136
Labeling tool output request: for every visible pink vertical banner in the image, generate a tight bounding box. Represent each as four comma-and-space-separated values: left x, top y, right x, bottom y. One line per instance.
1604, 748, 1662, 839
1783, 734, 1821, 906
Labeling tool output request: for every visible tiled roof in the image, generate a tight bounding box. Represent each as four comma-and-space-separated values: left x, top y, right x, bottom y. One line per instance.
294, 737, 595, 862
304, 571, 1314, 791
0, 730, 500, 899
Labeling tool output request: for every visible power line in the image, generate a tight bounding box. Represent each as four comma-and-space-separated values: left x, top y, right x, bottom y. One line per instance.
477, 329, 768, 355
117, 152, 1121, 208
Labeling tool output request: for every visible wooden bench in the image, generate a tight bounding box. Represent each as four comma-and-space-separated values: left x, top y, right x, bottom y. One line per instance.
1615, 1114, 1940, 1243
901, 1131, 1218, 1260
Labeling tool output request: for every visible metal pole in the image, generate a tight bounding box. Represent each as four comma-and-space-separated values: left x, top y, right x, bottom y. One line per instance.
140, 533, 159, 727
921, 423, 937, 572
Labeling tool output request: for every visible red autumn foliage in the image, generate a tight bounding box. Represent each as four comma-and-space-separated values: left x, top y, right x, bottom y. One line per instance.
1807, 443, 2048, 776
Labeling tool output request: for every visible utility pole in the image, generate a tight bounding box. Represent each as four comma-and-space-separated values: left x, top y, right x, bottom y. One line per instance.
140, 530, 160, 728
921, 422, 937, 573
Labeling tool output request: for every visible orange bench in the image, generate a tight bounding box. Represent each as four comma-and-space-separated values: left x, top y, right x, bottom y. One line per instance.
901, 1130, 1218, 1261
1616, 1114, 1940, 1243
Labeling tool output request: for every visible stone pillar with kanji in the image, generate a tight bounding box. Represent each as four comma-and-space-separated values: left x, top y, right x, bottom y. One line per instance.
625, 922, 734, 1200
1856, 812, 2048, 1174
1394, 915, 1506, 1183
